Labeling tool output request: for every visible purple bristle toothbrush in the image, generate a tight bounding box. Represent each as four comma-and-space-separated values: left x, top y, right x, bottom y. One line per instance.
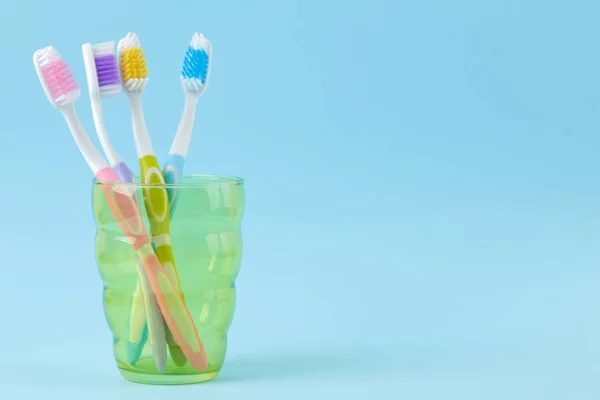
82, 41, 169, 372
81, 42, 132, 180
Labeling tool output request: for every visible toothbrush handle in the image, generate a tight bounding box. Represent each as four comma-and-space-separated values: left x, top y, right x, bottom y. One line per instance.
112, 160, 160, 367
96, 168, 208, 370
113, 161, 134, 184
125, 279, 148, 365
162, 154, 186, 213
138, 155, 191, 366
127, 95, 182, 290
169, 93, 199, 159
102, 166, 186, 368
161, 93, 198, 212
161, 154, 189, 366
90, 96, 126, 168
134, 248, 208, 370
96, 168, 149, 249
137, 257, 167, 372
138, 155, 183, 290
129, 94, 155, 158
162, 90, 201, 214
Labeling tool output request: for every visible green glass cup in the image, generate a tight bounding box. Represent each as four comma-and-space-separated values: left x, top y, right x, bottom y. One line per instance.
92, 174, 244, 385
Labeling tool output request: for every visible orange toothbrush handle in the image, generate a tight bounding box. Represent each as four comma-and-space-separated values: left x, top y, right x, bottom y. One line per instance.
97, 169, 208, 370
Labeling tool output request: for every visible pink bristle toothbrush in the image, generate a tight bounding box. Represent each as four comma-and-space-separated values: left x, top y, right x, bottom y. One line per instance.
82, 41, 168, 371
33, 45, 209, 371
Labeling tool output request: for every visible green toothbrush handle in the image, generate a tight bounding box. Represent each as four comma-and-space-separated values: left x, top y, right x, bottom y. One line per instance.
139, 155, 182, 290
139, 155, 188, 366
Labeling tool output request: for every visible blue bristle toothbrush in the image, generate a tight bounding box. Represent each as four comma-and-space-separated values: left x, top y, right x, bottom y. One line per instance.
163, 32, 212, 209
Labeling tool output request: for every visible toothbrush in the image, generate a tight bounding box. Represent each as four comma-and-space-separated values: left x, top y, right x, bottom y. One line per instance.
81, 42, 133, 180
82, 41, 167, 371
163, 32, 212, 210
33, 46, 208, 371
118, 32, 189, 366
161, 33, 211, 366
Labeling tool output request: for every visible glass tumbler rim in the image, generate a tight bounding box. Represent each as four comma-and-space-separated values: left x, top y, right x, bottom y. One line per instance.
93, 173, 244, 189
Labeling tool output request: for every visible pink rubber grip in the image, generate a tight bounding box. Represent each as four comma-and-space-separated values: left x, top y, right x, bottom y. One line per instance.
96, 168, 208, 370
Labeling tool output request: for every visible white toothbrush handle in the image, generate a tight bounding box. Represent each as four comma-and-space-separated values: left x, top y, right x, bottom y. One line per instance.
169, 92, 199, 158
60, 105, 110, 174
128, 93, 155, 157
90, 96, 124, 166
137, 258, 167, 372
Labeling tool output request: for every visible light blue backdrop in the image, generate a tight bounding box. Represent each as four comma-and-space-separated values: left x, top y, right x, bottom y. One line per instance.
0, 0, 599, 398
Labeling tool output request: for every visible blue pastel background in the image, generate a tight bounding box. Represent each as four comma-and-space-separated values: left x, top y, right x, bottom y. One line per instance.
1, 0, 600, 398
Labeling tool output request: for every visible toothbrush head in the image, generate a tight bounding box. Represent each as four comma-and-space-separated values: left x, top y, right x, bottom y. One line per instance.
118, 32, 148, 93
92, 41, 121, 97
33, 46, 80, 107
181, 32, 211, 94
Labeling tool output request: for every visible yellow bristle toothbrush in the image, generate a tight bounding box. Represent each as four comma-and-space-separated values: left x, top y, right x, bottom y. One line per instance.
118, 32, 188, 366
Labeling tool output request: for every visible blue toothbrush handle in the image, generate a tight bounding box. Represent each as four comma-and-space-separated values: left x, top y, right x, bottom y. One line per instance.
162, 154, 186, 214
125, 272, 148, 365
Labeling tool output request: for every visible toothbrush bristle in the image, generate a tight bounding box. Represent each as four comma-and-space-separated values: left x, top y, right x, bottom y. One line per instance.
92, 42, 121, 97
120, 49, 148, 81
118, 33, 148, 92
181, 33, 211, 93
182, 48, 209, 82
35, 46, 80, 106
